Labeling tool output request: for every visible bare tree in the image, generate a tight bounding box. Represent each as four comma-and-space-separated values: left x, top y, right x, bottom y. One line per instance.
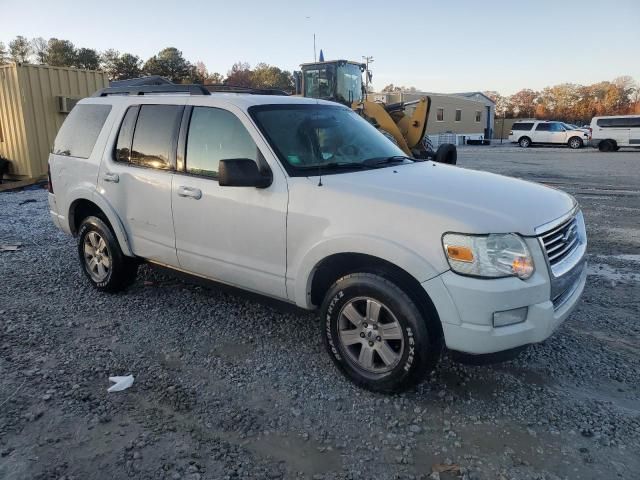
0, 42, 9, 64
31, 37, 48, 64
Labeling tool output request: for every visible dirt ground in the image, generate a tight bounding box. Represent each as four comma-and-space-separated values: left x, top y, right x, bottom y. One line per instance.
1, 144, 639, 480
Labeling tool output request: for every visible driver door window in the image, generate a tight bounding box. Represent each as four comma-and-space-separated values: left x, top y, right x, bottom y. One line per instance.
549, 122, 567, 143
185, 107, 258, 177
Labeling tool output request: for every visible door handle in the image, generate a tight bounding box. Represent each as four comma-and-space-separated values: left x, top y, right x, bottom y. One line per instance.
103, 172, 119, 183
177, 186, 202, 200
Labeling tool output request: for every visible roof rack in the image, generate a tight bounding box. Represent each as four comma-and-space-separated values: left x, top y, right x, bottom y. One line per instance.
93, 84, 211, 97
204, 84, 289, 96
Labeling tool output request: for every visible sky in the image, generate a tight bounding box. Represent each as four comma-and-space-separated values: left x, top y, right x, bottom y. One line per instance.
1, 0, 639, 95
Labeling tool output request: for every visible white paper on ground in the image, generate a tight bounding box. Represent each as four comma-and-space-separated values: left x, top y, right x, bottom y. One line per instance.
107, 375, 134, 392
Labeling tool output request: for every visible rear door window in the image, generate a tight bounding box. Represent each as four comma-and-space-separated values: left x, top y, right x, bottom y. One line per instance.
512, 122, 533, 131
535, 123, 551, 131
185, 107, 258, 177
130, 105, 183, 170
114, 106, 139, 163
53, 104, 111, 158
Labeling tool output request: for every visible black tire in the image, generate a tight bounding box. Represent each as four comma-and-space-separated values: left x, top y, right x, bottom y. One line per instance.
568, 136, 583, 149
434, 143, 457, 165
77, 216, 138, 292
599, 140, 615, 152
519, 137, 531, 148
321, 273, 440, 393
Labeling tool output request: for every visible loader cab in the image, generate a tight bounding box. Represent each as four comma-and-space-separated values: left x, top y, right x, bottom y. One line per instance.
297, 60, 366, 106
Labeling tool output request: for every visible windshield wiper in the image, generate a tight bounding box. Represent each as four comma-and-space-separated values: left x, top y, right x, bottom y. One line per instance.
362, 155, 415, 167
296, 162, 373, 171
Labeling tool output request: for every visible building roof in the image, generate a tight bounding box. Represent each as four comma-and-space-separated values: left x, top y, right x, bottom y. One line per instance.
451, 92, 496, 105
110, 75, 173, 87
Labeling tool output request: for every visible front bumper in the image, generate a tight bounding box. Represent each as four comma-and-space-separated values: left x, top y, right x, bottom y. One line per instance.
422, 237, 586, 355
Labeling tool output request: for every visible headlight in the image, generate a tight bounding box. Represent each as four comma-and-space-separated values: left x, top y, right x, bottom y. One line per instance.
442, 233, 534, 279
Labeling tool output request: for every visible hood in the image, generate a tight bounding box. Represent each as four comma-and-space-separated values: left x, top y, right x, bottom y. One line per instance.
317, 162, 576, 236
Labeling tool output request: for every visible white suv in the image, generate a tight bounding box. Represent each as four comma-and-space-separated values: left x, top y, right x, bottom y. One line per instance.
509, 120, 590, 149
48, 85, 587, 392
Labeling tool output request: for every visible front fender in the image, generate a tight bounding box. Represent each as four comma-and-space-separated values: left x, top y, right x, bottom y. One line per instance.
292, 234, 443, 308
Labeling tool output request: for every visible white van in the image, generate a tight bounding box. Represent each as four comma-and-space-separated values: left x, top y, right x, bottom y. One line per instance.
589, 115, 640, 151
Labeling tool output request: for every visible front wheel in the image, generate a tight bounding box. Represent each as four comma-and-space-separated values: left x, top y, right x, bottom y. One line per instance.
568, 137, 583, 149
519, 137, 531, 148
321, 273, 440, 393
434, 143, 457, 165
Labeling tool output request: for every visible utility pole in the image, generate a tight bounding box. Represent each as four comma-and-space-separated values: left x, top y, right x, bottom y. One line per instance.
362, 55, 374, 91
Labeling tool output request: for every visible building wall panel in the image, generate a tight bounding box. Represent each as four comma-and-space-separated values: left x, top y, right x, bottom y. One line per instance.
0, 64, 30, 177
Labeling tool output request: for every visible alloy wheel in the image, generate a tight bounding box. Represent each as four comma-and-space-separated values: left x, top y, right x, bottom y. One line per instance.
83, 231, 111, 282
337, 297, 405, 374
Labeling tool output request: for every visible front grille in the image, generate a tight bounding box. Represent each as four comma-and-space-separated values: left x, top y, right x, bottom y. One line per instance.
540, 216, 580, 266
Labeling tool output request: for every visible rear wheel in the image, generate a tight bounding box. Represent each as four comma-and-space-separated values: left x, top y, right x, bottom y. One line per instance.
599, 140, 616, 152
519, 137, 531, 148
77, 216, 138, 292
568, 137, 583, 149
434, 143, 457, 165
321, 273, 440, 392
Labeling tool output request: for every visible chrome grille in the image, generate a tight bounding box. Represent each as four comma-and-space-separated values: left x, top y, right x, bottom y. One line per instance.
540, 216, 580, 266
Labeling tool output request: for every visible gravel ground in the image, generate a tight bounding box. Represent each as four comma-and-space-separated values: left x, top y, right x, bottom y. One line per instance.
1, 146, 639, 480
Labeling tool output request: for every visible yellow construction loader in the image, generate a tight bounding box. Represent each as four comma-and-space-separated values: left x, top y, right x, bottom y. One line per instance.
294, 60, 457, 164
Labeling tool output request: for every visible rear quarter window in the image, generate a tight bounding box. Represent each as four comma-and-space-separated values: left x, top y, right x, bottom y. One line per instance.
53, 104, 111, 158
512, 122, 533, 131
596, 117, 640, 128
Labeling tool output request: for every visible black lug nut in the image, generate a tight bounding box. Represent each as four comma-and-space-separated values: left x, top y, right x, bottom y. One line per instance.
360, 332, 365, 338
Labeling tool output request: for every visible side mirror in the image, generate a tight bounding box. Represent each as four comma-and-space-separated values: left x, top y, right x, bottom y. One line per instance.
218, 159, 272, 188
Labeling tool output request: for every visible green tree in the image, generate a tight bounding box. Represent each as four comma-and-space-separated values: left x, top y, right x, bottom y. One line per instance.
251, 63, 294, 91
75, 48, 100, 70
100, 49, 120, 78
143, 47, 192, 83
0, 42, 9, 64
382, 84, 418, 93
9, 36, 31, 63
101, 50, 142, 80
116, 53, 142, 80
207, 72, 225, 84
47, 38, 76, 67
30, 37, 48, 64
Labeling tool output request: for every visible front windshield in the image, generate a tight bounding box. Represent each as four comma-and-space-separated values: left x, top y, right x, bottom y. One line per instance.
250, 104, 409, 176
336, 63, 363, 104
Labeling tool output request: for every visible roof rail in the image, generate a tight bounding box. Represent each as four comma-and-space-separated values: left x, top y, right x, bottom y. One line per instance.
93, 84, 211, 97
204, 84, 289, 96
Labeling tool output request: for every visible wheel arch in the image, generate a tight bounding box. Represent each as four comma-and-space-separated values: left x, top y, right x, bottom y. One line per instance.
305, 251, 444, 342
67, 192, 133, 256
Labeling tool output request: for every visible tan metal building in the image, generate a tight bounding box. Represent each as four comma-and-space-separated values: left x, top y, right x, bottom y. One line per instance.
368, 91, 495, 144
0, 63, 108, 179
